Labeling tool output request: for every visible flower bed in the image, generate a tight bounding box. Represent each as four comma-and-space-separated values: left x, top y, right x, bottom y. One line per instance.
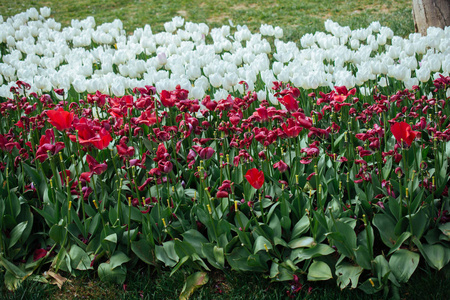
0, 7, 449, 297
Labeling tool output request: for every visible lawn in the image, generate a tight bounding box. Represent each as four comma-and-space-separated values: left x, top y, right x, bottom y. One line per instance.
0, 0, 414, 41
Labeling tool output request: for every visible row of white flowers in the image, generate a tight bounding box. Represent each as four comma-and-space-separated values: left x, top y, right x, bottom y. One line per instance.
0, 7, 449, 101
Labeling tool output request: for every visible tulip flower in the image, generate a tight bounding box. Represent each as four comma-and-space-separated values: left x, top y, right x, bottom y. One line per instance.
46, 108, 74, 131
390, 121, 420, 146
245, 168, 264, 189
273, 159, 289, 173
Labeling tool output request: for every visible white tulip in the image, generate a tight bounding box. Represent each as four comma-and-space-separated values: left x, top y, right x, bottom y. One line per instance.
40, 7, 51, 18
209, 73, 223, 88
189, 86, 205, 99
72, 77, 87, 93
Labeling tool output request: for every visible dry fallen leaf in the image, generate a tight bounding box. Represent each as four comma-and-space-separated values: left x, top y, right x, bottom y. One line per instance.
44, 270, 71, 289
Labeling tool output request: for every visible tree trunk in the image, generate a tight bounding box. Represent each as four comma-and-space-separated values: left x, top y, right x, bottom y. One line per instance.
412, 0, 450, 35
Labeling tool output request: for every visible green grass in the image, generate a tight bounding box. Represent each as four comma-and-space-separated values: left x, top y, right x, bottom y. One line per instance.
2, 265, 449, 300
0, 1, 414, 41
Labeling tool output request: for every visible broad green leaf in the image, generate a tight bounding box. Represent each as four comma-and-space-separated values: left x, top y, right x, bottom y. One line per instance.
182, 229, 209, 251
409, 208, 429, 239
0, 255, 30, 279
291, 243, 335, 262
49, 224, 66, 245
253, 236, 272, 254
335, 261, 363, 289
307, 260, 332, 281
155, 245, 178, 267
69, 244, 93, 271
98, 262, 126, 284
9, 221, 28, 249
420, 243, 450, 270
288, 236, 315, 249
373, 214, 398, 248
439, 222, 450, 240
387, 231, 412, 256
291, 215, 310, 239
327, 220, 356, 259
4, 270, 22, 291
358, 277, 382, 294
179, 272, 209, 300
131, 239, 155, 265
110, 251, 131, 269
388, 249, 419, 283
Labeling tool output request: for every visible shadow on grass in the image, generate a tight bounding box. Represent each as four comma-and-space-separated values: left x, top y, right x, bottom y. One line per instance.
1, 263, 449, 299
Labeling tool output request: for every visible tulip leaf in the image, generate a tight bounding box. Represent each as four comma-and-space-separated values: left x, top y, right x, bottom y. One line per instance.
109, 251, 131, 269
387, 231, 412, 256
8, 221, 28, 249
327, 220, 356, 260
414, 238, 450, 271
253, 236, 272, 254
182, 229, 209, 253
335, 261, 363, 289
373, 213, 398, 248
288, 236, 315, 249
388, 249, 419, 283
131, 239, 156, 265
98, 262, 126, 284
291, 215, 310, 239
179, 271, 209, 300
69, 245, 93, 271
382, 157, 392, 180
307, 260, 332, 281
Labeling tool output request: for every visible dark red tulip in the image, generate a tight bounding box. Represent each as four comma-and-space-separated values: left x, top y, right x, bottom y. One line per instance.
33, 248, 48, 261
273, 159, 289, 173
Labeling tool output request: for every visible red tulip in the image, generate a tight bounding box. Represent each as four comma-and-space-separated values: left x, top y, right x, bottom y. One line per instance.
245, 168, 264, 189
86, 154, 108, 175
279, 94, 299, 112
390, 122, 420, 146
273, 159, 289, 173
46, 108, 74, 131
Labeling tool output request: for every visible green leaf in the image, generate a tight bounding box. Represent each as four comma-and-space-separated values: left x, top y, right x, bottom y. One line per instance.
307, 260, 333, 281
358, 277, 382, 294
291, 243, 335, 262
69, 244, 93, 271
182, 229, 209, 252
8, 221, 28, 249
110, 251, 131, 269
4, 270, 23, 291
409, 209, 429, 239
288, 236, 315, 249
421, 243, 450, 270
335, 261, 363, 289
170, 256, 189, 276
253, 236, 272, 254
327, 220, 356, 259
98, 263, 127, 284
382, 157, 392, 180
439, 223, 450, 240
291, 215, 310, 239
49, 224, 66, 245
179, 272, 209, 300
373, 214, 398, 248
387, 231, 412, 256
0, 255, 30, 279
388, 249, 419, 283
131, 239, 155, 265
155, 245, 178, 267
